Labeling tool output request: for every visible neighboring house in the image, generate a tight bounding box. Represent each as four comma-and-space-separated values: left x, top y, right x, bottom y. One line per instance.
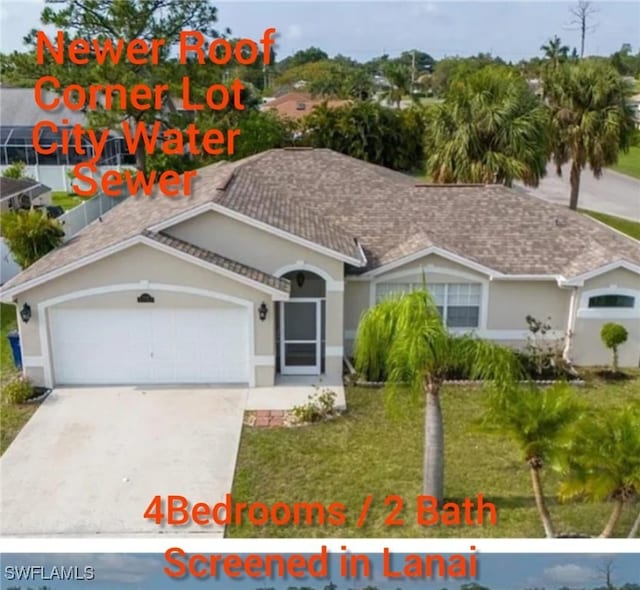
262, 92, 349, 121
627, 93, 640, 129
1, 148, 639, 389
0, 87, 135, 191
0, 177, 52, 212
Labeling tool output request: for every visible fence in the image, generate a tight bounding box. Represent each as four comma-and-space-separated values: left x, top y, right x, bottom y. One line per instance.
58, 191, 126, 241
0, 191, 127, 284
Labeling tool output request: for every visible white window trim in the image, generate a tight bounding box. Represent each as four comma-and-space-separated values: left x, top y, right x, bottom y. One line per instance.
370, 267, 489, 331
576, 286, 640, 319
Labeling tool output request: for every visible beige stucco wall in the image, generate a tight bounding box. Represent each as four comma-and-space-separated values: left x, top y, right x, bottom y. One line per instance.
16, 244, 277, 387
167, 211, 345, 281
571, 268, 640, 367
486, 281, 570, 332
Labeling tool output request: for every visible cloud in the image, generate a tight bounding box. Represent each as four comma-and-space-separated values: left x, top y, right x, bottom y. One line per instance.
543, 563, 598, 586
91, 554, 163, 584
285, 24, 303, 41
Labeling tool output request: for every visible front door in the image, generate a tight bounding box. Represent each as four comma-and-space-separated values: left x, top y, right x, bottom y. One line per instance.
280, 299, 321, 375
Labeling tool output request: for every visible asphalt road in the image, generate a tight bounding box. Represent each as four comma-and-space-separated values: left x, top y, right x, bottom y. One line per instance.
516, 164, 640, 222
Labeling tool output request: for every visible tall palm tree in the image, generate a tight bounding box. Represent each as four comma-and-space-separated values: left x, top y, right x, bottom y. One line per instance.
354, 289, 521, 504
423, 66, 549, 187
557, 407, 640, 538
544, 60, 636, 210
485, 384, 581, 537
541, 35, 570, 70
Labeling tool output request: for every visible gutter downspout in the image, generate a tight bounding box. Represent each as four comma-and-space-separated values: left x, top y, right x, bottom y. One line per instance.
563, 287, 579, 362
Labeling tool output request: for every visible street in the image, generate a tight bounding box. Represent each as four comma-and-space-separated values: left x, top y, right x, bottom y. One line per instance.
516, 164, 640, 222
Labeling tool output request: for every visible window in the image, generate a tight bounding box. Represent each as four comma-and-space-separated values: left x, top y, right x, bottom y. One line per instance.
376, 282, 481, 328
588, 294, 635, 308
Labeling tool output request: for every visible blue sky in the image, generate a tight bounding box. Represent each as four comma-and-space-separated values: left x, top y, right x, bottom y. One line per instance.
0, 1, 638, 61
1, 553, 639, 590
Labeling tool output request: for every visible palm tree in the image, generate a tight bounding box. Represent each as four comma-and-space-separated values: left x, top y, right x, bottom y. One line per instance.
354, 289, 521, 504
485, 384, 581, 537
381, 63, 413, 108
541, 35, 570, 70
544, 60, 636, 210
557, 407, 640, 538
423, 66, 549, 187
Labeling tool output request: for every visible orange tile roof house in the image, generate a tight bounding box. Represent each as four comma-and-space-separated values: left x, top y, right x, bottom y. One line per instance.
263, 92, 350, 120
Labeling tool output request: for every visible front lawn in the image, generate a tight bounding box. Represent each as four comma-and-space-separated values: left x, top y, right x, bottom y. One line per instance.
0, 302, 40, 455
229, 372, 639, 538
611, 144, 640, 179
582, 209, 640, 240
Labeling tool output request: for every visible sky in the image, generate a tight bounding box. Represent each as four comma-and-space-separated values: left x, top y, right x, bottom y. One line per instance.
0, 1, 638, 63
1, 553, 640, 590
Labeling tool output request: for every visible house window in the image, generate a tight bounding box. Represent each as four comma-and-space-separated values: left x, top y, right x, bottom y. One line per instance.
588, 294, 635, 308
375, 282, 481, 328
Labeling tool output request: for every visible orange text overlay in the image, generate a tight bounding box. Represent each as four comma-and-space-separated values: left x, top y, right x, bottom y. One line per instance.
32, 28, 278, 197
144, 494, 497, 528
163, 545, 479, 581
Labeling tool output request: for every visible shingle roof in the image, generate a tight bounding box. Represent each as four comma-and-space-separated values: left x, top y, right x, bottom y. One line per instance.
2, 148, 639, 295
0, 177, 50, 200
0, 88, 87, 127
143, 230, 290, 293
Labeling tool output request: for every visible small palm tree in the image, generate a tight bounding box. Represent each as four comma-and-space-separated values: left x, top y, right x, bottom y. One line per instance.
0, 209, 65, 269
381, 63, 413, 108
545, 60, 636, 210
541, 35, 570, 70
355, 289, 521, 504
485, 384, 581, 537
557, 407, 640, 538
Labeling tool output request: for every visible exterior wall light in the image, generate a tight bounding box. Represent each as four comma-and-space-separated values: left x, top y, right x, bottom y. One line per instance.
296, 272, 306, 288
258, 302, 268, 321
20, 303, 32, 323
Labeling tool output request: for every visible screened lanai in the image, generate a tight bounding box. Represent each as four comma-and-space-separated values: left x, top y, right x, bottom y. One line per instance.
0, 125, 133, 167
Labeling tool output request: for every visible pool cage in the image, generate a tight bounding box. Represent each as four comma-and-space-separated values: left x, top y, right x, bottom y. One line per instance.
0, 125, 136, 167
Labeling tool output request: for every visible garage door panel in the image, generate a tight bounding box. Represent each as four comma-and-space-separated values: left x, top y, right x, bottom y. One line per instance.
49, 305, 250, 385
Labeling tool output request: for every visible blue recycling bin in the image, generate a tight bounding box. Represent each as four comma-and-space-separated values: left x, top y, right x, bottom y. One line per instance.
7, 329, 22, 369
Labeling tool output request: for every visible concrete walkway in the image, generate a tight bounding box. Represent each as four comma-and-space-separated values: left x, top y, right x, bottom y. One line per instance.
517, 164, 640, 221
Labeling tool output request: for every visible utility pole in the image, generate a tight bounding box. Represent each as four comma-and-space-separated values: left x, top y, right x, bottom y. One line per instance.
411, 50, 416, 92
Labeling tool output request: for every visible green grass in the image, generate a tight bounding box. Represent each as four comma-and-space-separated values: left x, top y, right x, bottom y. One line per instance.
51, 191, 83, 211
229, 373, 639, 538
611, 144, 640, 179
0, 302, 40, 455
582, 209, 640, 240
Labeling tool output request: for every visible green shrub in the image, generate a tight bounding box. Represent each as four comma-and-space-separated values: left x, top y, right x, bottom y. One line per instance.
2, 373, 34, 404
2, 161, 29, 180
600, 322, 628, 372
0, 209, 65, 268
291, 388, 337, 423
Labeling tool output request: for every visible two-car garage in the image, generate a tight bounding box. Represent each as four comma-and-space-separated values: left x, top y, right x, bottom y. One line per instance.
48, 306, 251, 385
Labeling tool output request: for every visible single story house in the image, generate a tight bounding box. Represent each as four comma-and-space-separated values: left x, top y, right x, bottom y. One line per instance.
0, 177, 52, 212
262, 92, 350, 121
1, 148, 639, 388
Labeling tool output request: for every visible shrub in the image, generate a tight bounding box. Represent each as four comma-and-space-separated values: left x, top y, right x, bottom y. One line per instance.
291, 388, 337, 423
1, 373, 34, 404
0, 209, 65, 268
2, 161, 29, 180
600, 322, 628, 372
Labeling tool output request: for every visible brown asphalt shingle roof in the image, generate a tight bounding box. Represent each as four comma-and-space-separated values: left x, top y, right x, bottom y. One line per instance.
2, 148, 640, 294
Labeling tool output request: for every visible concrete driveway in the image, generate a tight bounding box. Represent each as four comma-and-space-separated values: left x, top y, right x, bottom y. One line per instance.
517, 163, 640, 221
0, 387, 246, 536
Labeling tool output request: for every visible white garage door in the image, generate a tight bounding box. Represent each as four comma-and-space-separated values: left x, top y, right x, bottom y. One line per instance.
49, 307, 250, 385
